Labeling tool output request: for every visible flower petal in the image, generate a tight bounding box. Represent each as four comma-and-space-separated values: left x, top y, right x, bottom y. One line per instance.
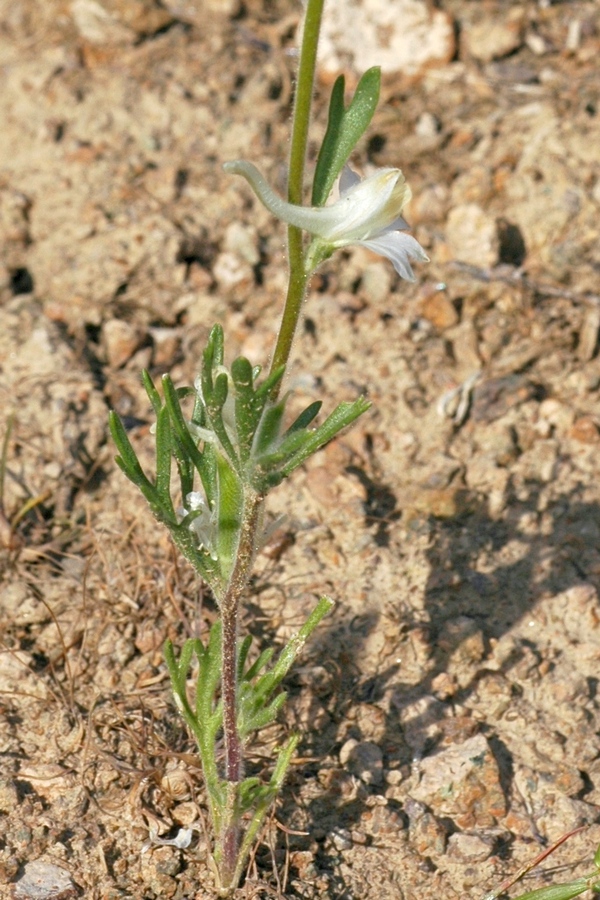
380, 214, 410, 234
356, 231, 429, 281
328, 169, 402, 241
186, 491, 206, 511
339, 165, 361, 196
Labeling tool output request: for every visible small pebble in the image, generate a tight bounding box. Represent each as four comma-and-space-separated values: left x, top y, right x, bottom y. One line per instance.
13, 859, 78, 900
330, 826, 353, 851
339, 739, 384, 786
102, 319, 144, 368
447, 832, 494, 862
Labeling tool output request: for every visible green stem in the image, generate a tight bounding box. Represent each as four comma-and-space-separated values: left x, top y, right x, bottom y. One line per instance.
288, 0, 324, 208
269, 0, 325, 389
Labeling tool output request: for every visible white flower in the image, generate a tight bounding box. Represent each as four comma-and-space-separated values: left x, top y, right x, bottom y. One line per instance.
223, 160, 429, 281
178, 491, 217, 558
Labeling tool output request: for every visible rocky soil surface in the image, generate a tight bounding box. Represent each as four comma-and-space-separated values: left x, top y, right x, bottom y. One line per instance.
2, 1, 600, 898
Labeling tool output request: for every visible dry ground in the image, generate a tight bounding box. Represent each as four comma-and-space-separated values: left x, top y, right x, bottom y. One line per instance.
2, 1, 600, 897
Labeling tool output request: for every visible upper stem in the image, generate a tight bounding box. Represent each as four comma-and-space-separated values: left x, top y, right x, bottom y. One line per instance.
269, 0, 325, 390
287, 0, 324, 208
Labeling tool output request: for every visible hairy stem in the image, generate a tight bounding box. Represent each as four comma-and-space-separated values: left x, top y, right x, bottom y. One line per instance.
221, 602, 242, 784
269, 0, 325, 389
217, 486, 263, 891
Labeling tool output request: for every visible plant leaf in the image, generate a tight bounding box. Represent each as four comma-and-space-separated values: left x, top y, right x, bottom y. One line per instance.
231, 356, 260, 461
281, 397, 370, 477
286, 400, 322, 434
312, 67, 381, 207
215, 454, 243, 581
155, 406, 174, 509
510, 879, 596, 900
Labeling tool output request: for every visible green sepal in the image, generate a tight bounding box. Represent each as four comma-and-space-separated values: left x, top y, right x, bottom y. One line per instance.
304, 238, 335, 277
311, 67, 381, 207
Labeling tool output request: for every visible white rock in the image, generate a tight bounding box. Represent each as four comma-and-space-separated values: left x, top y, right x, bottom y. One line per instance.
415, 112, 441, 138
70, 0, 135, 45
461, 9, 525, 63
223, 222, 260, 266
212, 251, 253, 293
361, 262, 392, 305
411, 734, 506, 827
163, 0, 240, 19
446, 204, 499, 268
318, 0, 455, 77
447, 832, 493, 862
331, 826, 353, 851
13, 858, 78, 899
1, 584, 49, 625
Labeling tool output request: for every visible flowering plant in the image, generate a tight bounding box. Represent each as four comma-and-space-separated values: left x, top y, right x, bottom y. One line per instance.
109, 0, 426, 894
106, 0, 597, 895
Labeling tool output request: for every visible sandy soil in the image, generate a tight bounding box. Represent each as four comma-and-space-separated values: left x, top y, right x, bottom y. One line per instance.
2, 1, 600, 897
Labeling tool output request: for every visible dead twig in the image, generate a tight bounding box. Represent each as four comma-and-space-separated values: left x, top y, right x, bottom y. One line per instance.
480, 825, 587, 900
